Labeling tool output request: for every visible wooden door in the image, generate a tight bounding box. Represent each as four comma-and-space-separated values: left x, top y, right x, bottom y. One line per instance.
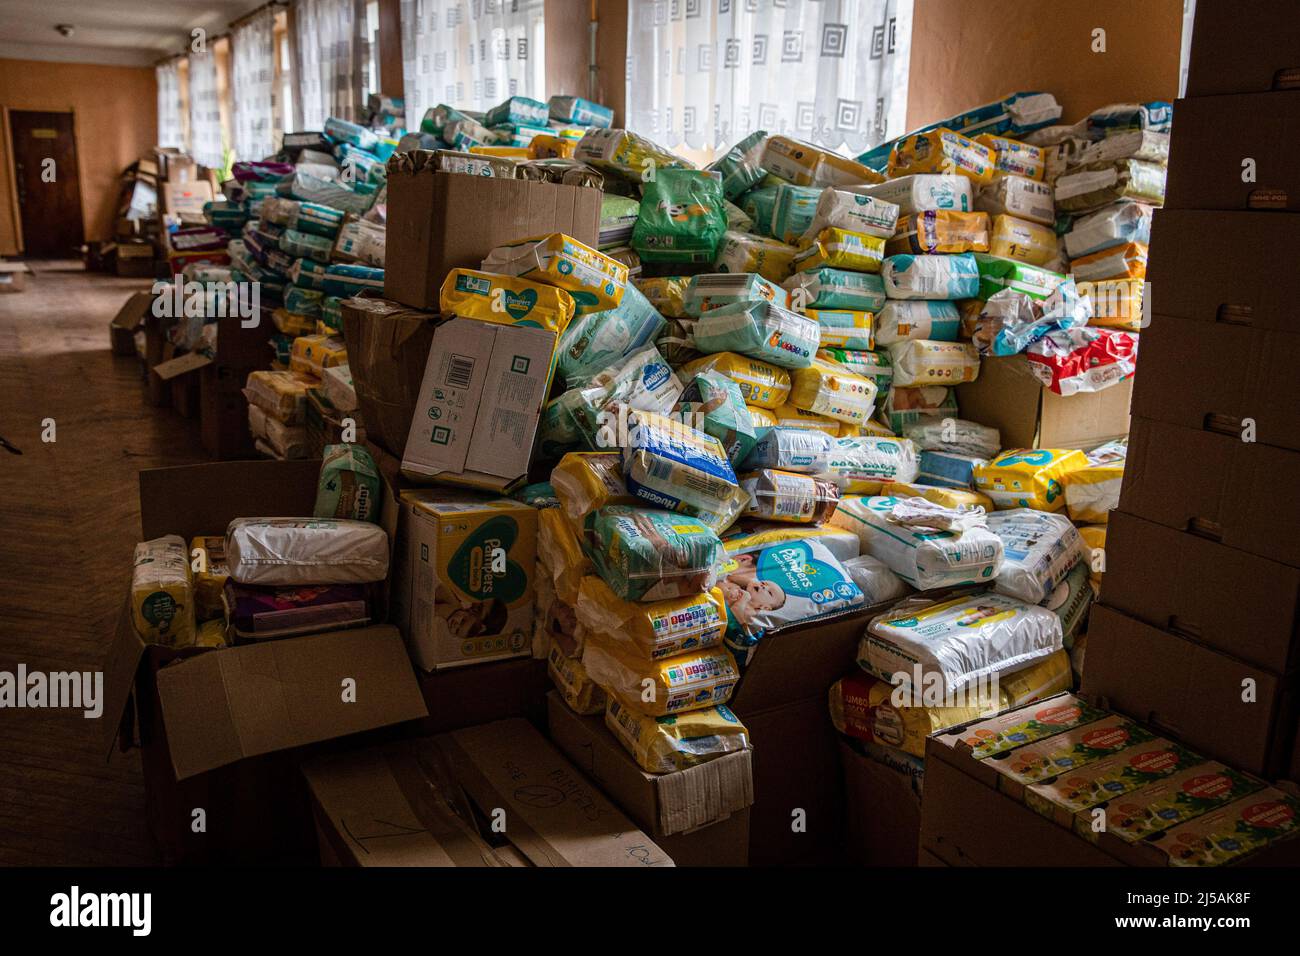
8, 110, 85, 257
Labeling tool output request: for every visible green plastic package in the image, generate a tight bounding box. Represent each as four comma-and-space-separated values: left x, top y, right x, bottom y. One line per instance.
314, 443, 381, 522
676, 371, 758, 466
631, 169, 728, 264
557, 283, 667, 387
707, 130, 768, 199
581, 505, 723, 602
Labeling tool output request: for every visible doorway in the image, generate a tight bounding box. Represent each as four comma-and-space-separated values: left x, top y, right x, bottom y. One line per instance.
8, 110, 85, 257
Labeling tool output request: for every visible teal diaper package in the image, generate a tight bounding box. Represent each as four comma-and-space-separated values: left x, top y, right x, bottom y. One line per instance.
693, 300, 820, 369
783, 267, 887, 313
582, 505, 724, 602
557, 283, 667, 387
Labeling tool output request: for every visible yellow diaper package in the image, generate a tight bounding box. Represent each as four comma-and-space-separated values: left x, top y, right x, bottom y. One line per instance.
537, 506, 592, 605
272, 307, 316, 337
762, 135, 885, 188
131, 534, 196, 646
636, 276, 692, 318
792, 227, 886, 274
189, 535, 229, 621
1078, 524, 1107, 590
192, 618, 230, 649
1087, 277, 1145, 331
989, 214, 1059, 266
889, 128, 996, 185
681, 352, 792, 409
289, 333, 347, 378
974, 133, 1046, 180
789, 357, 880, 424
888, 340, 981, 387
551, 452, 637, 531
1065, 440, 1127, 524
439, 268, 576, 332
806, 308, 875, 351
605, 697, 750, 774
1070, 241, 1148, 282
576, 575, 727, 659
772, 402, 845, 435
714, 231, 799, 282
582, 639, 741, 716
528, 134, 577, 159
548, 644, 606, 715
243, 369, 312, 424
746, 405, 777, 431
974, 448, 1090, 511
885, 211, 991, 255
481, 233, 628, 314
888, 481, 994, 511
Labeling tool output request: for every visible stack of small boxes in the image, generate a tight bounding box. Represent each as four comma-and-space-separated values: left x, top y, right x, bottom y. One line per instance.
1082, 1, 1300, 784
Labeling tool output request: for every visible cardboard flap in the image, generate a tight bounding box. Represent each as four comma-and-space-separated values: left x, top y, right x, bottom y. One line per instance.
152, 350, 213, 380
101, 601, 148, 756
111, 291, 155, 330
156, 625, 427, 779
139, 459, 321, 540
731, 607, 869, 714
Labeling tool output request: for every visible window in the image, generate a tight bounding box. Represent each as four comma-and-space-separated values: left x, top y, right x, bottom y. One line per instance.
362, 0, 381, 103
275, 15, 295, 136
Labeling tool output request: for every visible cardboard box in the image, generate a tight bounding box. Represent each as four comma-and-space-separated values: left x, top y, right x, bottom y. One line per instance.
1164, 91, 1300, 211
1186, 4, 1300, 98
200, 365, 254, 459
116, 241, 155, 277
392, 489, 537, 670
384, 170, 601, 309
0, 261, 28, 292
1082, 605, 1297, 778
1102, 510, 1300, 673
1135, 313, 1300, 452
839, 740, 922, 866
162, 179, 213, 217
1120, 416, 1300, 567
401, 317, 556, 491
413, 655, 549, 735
339, 297, 438, 459
109, 290, 154, 355
1146, 210, 1300, 332
546, 692, 753, 866
306, 720, 672, 867
103, 459, 428, 862
955, 354, 1131, 450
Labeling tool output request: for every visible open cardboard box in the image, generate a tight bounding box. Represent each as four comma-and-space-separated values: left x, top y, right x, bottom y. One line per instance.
102, 458, 427, 862
304, 719, 672, 867
109, 290, 155, 355
545, 692, 753, 867
839, 739, 923, 866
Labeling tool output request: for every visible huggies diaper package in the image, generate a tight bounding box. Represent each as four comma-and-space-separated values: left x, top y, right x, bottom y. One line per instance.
801, 188, 899, 241
975, 175, 1055, 226
985, 509, 1086, 604
881, 253, 980, 300
582, 640, 740, 716
820, 436, 921, 494
692, 300, 819, 369
605, 698, 750, 774
974, 448, 1089, 511
853, 173, 973, 216
888, 340, 981, 387
717, 536, 866, 638
131, 535, 196, 646
762, 135, 885, 188
683, 272, 791, 316
1063, 202, 1153, 259
770, 184, 823, 243
817, 348, 892, 392
440, 268, 577, 332
742, 426, 834, 473
622, 413, 745, 528
676, 371, 758, 465
1064, 440, 1127, 524
1069, 241, 1148, 283
888, 128, 997, 185
784, 267, 887, 313
556, 282, 666, 386
576, 575, 727, 659
225, 518, 389, 585
789, 358, 879, 424
886, 211, 991, 255
989, 214, 1058, 266
1054, 159, 1167, 212
741, 469, 841, 524
903, 417, 1001, 459
481, 233, 628, 315
861, 592, 1063, 696
680, 352, 791, 408
792, 227, 887, 274
917, 449, 986, 489
874, 300, 962, 346
581, 505, 723, 602
713, 231, 799, 282
829, 495, 1003, 590
805, 308, 874, 350
973, 134, 1046, 180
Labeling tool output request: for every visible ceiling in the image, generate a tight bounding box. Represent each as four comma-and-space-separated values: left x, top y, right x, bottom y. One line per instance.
0, 0, 263, 67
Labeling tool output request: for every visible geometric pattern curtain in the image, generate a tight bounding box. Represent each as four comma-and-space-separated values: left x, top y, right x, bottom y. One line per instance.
625, 0, 914, 160
399, 0, 546, 120
232, 8, 277, 159
294, 0, 366, 128
187, 48, 225, 167
156, 59, 185, 149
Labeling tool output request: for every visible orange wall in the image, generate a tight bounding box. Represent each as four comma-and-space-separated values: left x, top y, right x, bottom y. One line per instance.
0, 59, 157, 256
906, 0, 1184, 129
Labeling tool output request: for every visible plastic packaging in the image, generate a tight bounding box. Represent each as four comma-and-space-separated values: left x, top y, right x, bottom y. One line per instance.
784, 267, 886, 313
820, 436, 921, 493
576, 575, 727, 659
1070, 241, 1148, 282
917, 449, 986, 489
886, 211, 990, 255
632, 168, 728, 264
557, 282, 665, 386
1064, 440, 1127, 524
842, 554, 911, 605
676, 371, 757, 465
882, 385, 957, 434
770, 184, 823, 243
636, 275, 692, 317
439, 268, 576, 332
1055, 159, 1166, 212
605, 698, 750, 774
989, 214, 1058, 266
972, 253, 1069, 302
975, 175, 1055, 226
974, 448, 1090, 511
802, 188, 899, 241
683, 272, 790, 316
244, 370, 311, 424
973, 133, 1045, 180
582, 639, 739, 716
888, 128, 996, 184
131, 535, 196, 646
762, 135, 884, 188
289, 333, 347, 378
771, 402, 843, 435
881, 253, 980, 300
985, 509, 1086, 604
707, 130, 768, 199
572, 345, 684, 446
623, 412, 745, 528
680, 352, 791, 408
314, 443, 381, 522
800, 309, 873, 351
741, 469, 840, 524
717, 535, 865, 637
788, 358, 879, 424
581, 505, 723, 602
225, 517, 390, 585
481, 233, 628, 314
573, 128, 692, 178
1025, 326, 1138, 396
852, 174, 973, 216
713, 231, 799, 282
692, 300, 819, 370
741, 426, 834, 473
720, 523, 860, 564
875, 300, 961, 346
1063, 201, 1153, 259
888, 481, 994, 512
889, 340, 981, 387
792, 227, 887, 274
903, 417, 1000, 459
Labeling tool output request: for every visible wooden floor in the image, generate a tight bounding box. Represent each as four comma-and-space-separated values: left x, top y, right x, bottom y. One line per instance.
0, 262, 208, 865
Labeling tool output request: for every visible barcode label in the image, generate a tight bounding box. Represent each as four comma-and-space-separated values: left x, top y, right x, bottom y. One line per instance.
445, 354, 475, 389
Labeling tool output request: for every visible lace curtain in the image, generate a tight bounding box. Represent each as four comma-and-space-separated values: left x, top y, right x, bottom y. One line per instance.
232, 8, 277, 159
187, 49, 224, 168
625, 0, 913, 160
155, 59, 184, 149
294, 0, 366, 128
399, 0, 546, 121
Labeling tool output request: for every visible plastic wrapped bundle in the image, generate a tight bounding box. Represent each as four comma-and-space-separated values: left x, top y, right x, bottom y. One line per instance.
582, 641, 739, 716
784, 267, 886, 313
693, 300, 819, 370
985, 509, 1087, 604
225, 517, 389, 585
706, 130, 768, 199
741, 469, 840, 524
557, 283, 665, 386
481, 233, 628, 315
576, 575, 727, 659
881, 253, 980, 300
605, 699, 749, 774
622, 412, 746, 530
130, 535, 196, 646
819, 436, 920, 494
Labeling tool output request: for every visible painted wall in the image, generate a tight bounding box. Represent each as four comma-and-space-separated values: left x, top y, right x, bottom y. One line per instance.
0, 58, 157, 256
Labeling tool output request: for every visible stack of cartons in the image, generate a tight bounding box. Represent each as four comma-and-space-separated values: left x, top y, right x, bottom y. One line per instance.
1082, 3, 1300, 782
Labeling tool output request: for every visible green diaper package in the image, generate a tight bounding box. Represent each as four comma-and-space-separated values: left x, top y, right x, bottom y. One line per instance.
558, 283, 667, 387
581, 505, 724, 602
770, 184, 823, 244
676, 371, 758, 466
783, 267, 887, 313
631, 169, 728, 264
707, 131, 769, 199
314, 443, 381, 522
280, 228, 334, 261
692, 300, 820, 370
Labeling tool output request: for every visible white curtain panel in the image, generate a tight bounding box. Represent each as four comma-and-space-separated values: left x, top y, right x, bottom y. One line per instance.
295, 0, 366, 128
232, 9, 278, 160
400, 0, 546, 120
155, 59, 184, 149
187, 49, 225, 168
626, 0, 914, 159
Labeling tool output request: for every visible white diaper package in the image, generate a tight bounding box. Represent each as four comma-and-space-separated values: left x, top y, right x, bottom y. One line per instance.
903, 418, 1001, 459
985, 509, 1086, 604
874, 300, 961, 346
888, 340, 981, 387
802, 188, 900, 241
852, 174, 973, 216
975, 176, 1055, 226
819, 437, 920, 494
882, 253, 981, 300
842, 554, 912, 605
742, 426, 834, 473
860, 592, 1064, 696
829, 495, 1003, 590
225, 517, 390, 585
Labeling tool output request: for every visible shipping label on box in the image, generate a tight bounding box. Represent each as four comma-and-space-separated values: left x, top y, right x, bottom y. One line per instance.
401, 490, 536, 670
401, 318, 556, 491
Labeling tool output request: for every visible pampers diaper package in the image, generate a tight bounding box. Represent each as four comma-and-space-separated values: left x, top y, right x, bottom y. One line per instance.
622, 412, 746, 529
582, 505, 723, 602
481, 233, 628, 315
788, 358, 879, 424
131, 535, 196, 646
974, 448, 1089, 511
988, 214, 1058, 266
784, 267, 887, 313
632, 168, 729, 264
861, 592, 1064, 697
820, 437, 921, 494
829, 495, 1003, 591
439, 268, 576, 332
762, 135, 885, 188
605, 698, 750, 774
818, 348, 892, 392
742, 469, 841, 524
717, 536, 865, 639
770, 184, 823, 243
1064, 440, 1127, 524
985, 509, 1087, 605
692, 300, 819, 370
551, 451, 638, 530
881, 253, 980, 300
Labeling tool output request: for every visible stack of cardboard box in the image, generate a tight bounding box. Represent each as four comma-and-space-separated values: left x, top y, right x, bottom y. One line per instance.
1082, 6, 1300, 783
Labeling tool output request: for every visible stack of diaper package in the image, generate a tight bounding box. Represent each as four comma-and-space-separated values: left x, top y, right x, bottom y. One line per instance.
128, 443, 388, 648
